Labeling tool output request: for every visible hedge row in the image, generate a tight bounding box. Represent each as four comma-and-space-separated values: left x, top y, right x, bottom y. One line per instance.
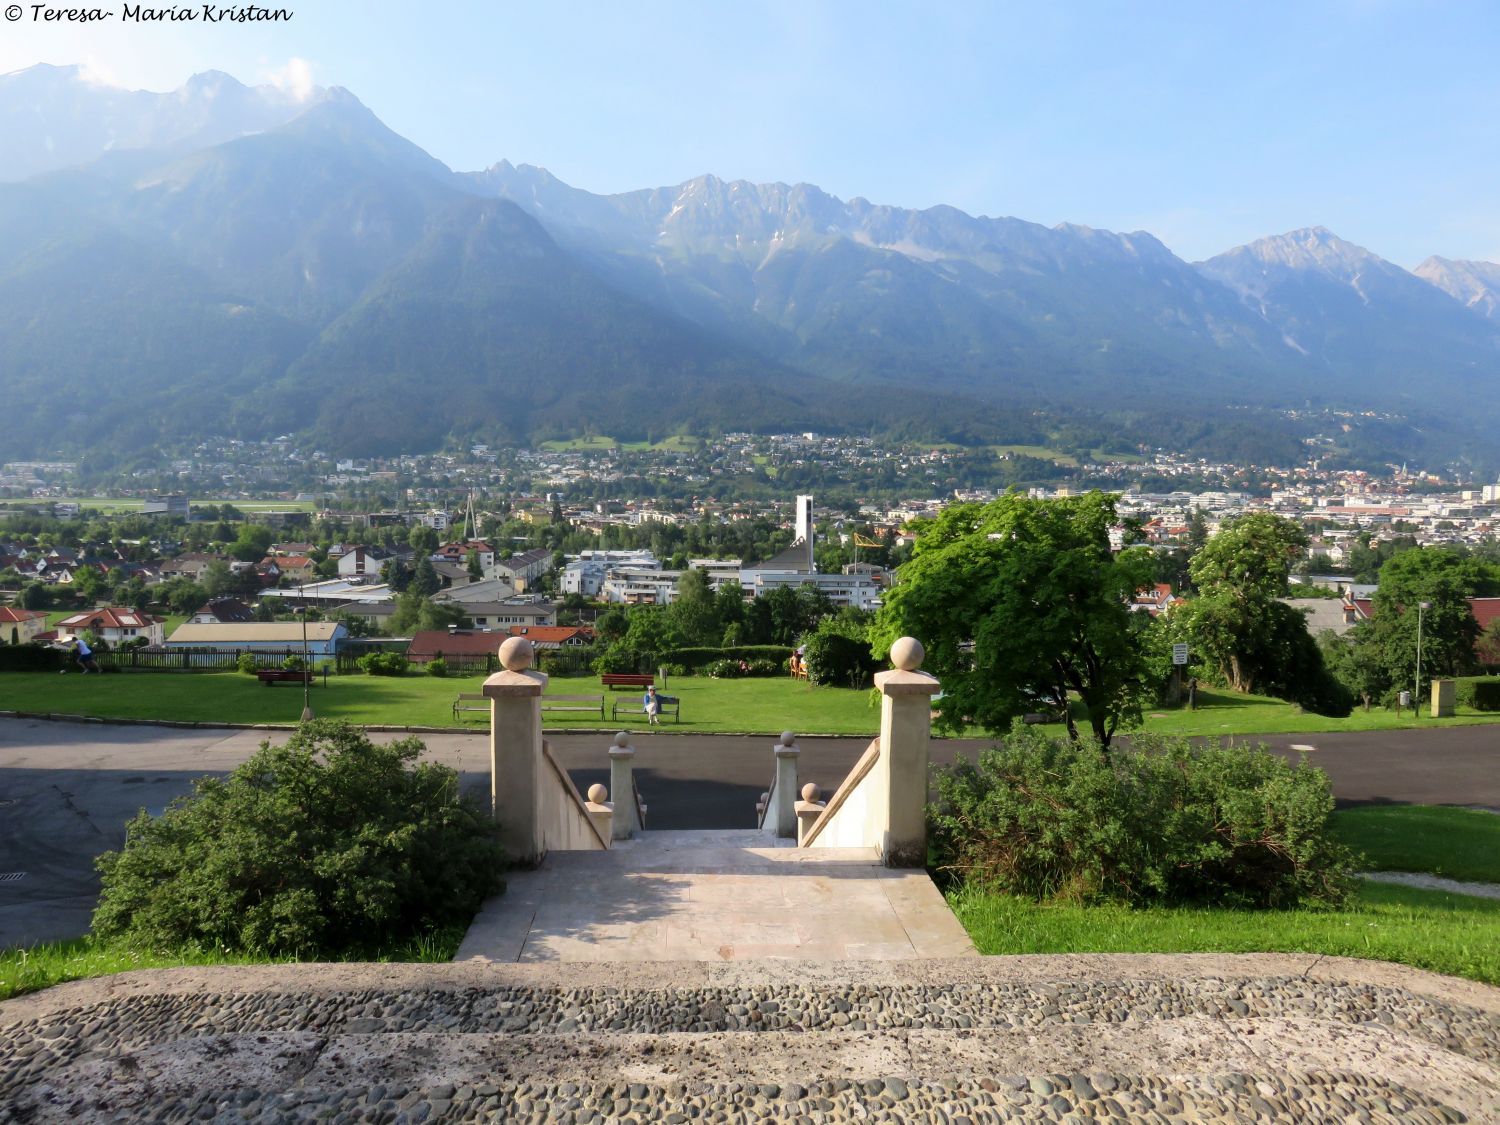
1456, 677, 1500, 712
0, 643, 66, 672
658, 646, 794, 672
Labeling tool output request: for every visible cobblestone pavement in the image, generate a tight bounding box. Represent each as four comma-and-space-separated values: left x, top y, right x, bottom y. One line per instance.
4, 955, 1498, 1122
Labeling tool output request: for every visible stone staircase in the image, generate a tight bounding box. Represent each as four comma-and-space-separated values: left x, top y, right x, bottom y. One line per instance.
455, 829, 976, 963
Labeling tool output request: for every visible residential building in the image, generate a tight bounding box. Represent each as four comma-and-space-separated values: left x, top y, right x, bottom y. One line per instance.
164, 622, 346, 658
435, 540, 496, 572
189, 598, 256, 624
493, 548, 554, 590
504, 624, 595, 648
336, 546, 391, 579
0, 607, 48, 645
55, 608, 166, 647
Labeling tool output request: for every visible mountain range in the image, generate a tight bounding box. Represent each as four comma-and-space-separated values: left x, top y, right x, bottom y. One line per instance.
2, 64, 1498, 470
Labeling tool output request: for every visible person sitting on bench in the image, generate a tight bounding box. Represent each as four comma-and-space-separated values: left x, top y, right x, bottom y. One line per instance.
643, 685, 662, 726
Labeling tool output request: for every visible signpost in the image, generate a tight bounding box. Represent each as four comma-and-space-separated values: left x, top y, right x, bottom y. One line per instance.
1171, 644, 1189, 665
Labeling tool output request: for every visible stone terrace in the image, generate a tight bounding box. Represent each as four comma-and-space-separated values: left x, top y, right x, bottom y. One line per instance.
4, 954, 1498, 1122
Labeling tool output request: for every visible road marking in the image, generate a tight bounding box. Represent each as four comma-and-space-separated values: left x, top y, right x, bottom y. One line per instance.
0, 872, 26, 884
1290, 743, 1317, 753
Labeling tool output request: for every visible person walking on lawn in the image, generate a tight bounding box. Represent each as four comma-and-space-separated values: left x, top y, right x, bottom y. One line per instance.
643, 685, 661, 726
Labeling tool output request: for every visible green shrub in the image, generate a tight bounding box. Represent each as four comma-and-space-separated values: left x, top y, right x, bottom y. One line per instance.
1456, 677, 1500, 711
236, 653, 258, 675
802, 631, 881, 688
281, 653, 306, 672
357, 651, 409, 676
706, 658, 746, 678
929, 724, 1354, 909
91, 720, 503, 957
427, 657, 448, 678
659, 645, 793, 671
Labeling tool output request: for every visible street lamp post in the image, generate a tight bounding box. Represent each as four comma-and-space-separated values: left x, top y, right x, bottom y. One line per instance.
299, 580, 314, 723
1415, 600, 1431, 716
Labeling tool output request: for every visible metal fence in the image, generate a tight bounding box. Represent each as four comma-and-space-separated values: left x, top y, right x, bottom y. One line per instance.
99, 647, 318, 672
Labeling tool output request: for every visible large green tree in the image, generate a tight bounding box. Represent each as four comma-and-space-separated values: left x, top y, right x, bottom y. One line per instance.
875, 492, 1154, 746
1183, 512, 1306, 694
670, 566, 720, 647
1355, 547, 1485, 699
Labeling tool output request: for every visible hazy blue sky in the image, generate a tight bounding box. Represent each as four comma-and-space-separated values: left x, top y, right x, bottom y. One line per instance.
4, 0, 1497, 265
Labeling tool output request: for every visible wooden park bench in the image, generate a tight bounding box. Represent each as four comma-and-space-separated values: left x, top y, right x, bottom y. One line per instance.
601, 673, 654, 690
452, 692, 488, 720
256, 668, 317, 687
541, 693, 606, 718
611, 694, 680, 723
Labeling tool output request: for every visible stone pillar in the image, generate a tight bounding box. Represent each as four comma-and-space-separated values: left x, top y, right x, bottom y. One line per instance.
772, 730, 800, 839
608, 731, 642, 840
585, 783, 614, 843
484, 636, 549, 864
1431, 679, 1456, 718
873, 636, 942, 867
795, 783, 825, 846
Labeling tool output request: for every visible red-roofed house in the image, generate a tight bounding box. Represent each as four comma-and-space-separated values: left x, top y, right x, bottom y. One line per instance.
436, 541, 496, 573
0, 607, 48, 645
504, 624, 595, 648
1130, 584, 1179, 616
55, 608, 165, 646
260, 555, 315, 583
1472, 598, 1500, 634
406, 628, 506, 665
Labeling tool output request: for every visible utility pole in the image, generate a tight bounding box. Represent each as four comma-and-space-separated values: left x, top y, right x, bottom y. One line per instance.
300, 579, 314, 723
1415, 600, 1431, 717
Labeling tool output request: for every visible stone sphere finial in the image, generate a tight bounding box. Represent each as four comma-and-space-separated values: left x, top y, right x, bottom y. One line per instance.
498, 636, 534, 671
613, 731, 631, 748
890, 636, 924, 671
779, 730, 797, 747
587, 783, 609, 804
801, 783, 821, 803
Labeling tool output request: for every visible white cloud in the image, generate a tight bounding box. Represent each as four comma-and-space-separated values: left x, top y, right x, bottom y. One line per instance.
263, 56, 316, 101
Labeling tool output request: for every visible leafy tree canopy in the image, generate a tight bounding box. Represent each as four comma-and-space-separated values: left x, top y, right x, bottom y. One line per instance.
875, 492, 1154, 745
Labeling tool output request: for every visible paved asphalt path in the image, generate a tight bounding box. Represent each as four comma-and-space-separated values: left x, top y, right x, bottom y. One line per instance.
1, 716, 1496, 948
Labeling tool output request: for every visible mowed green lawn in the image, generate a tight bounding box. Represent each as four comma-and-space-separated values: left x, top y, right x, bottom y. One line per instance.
952, 881, 1500, 985
2, 671, 1498, 738
1331, 806, 1500, 884
954, 804, 1500, 986
0, 671, 887, 734
1125, 686, 1500, 737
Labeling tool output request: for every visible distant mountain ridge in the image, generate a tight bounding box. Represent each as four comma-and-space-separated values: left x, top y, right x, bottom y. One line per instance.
0, 63, 326, 182
1, 65, 1498, 470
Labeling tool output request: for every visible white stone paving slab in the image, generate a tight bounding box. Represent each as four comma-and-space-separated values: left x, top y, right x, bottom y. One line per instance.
457, 829, 976, 963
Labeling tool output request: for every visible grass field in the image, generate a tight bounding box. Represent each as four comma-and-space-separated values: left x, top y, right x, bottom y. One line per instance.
0, 497, 315, 513
954, 802, 1500, 985
1130, 686, 1500, 736
952, 880, 1500, 985
538, 435, 698, 453
0, 927, 462, 1002
0, 671, 889, 734
991, 444, 1080, 466
3, 671, 1499, 739
1331, 806, 1500, 884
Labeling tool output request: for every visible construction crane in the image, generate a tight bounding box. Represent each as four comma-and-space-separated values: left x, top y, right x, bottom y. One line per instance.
851, 531, 883, 565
